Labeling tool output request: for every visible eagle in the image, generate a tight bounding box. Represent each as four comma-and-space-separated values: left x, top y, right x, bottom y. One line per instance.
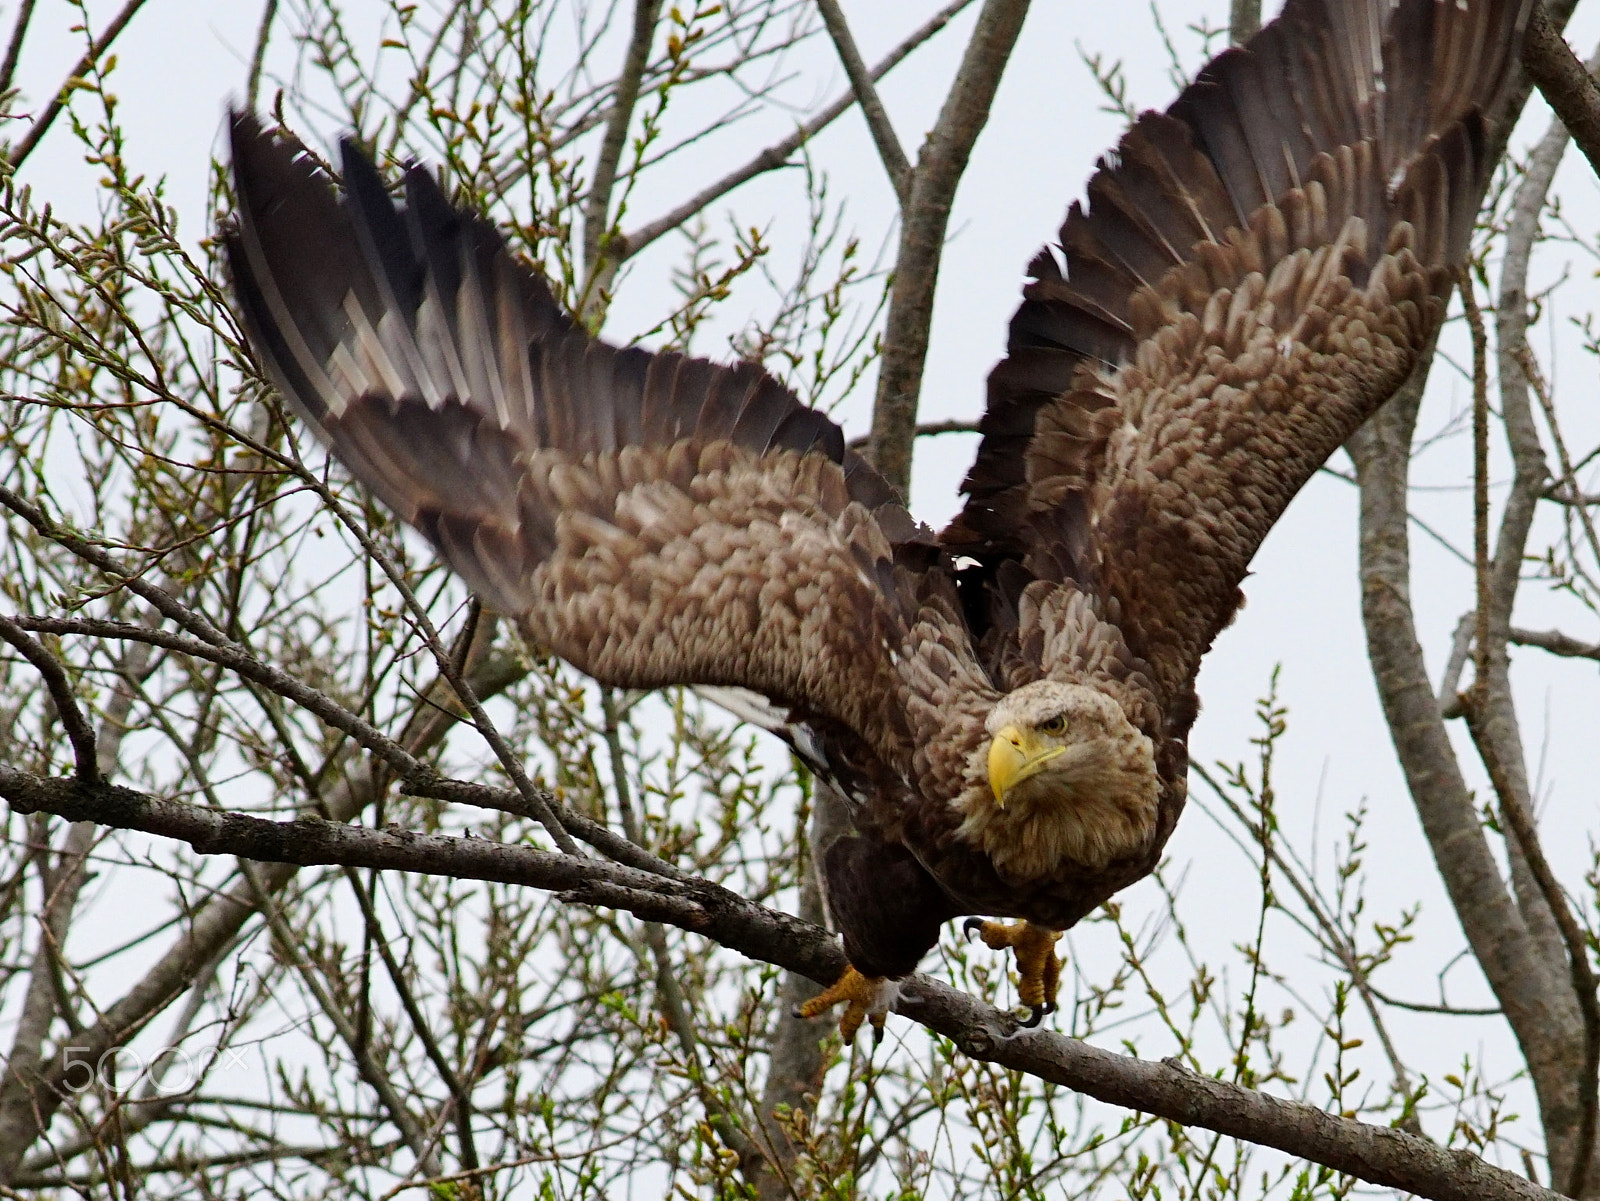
225, 0, 1532, 1041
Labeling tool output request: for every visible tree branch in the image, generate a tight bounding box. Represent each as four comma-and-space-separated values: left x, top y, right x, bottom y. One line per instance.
5, 0, 151, 170
1228, 0, 1261, 46
0, 616, 99, 784
867, 0, 1030, 493
619, 0, 976, 262
1522, 4, 1600, 185
580, 0, 663, 313
816, 0, 910, 205
1510, 626, 1600, 662
0, 0, 37, 99
0, 766, 1569, 1201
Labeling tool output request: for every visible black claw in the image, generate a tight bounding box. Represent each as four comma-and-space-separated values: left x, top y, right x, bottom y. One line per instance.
872, 1023, 884, 1049
1020, 1004, 1047, 1029
962, 918, 984, 942
789, 1006, 804, 1020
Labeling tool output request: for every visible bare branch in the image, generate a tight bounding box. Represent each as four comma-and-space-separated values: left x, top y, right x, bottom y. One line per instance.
0, 616, 99, 784
620, 0, 977, 261
1462, 699, 1600, 1200
1510, 626, 1600, 662
847, 417, 976, 452
1228, 0, 1261, 46
816, 0, 910, 204
1522, 4, 1600, 185
5, 0, 151, 170
0, 0, 37, 98
246, 0, 280, 110
868, 0, 1030, 493
580, 0, 664, 305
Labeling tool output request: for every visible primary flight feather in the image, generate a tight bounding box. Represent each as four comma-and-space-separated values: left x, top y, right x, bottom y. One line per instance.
226, 0, 1533, 1039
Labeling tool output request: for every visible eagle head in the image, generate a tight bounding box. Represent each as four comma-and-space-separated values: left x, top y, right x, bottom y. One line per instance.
957, 680, 1158, 879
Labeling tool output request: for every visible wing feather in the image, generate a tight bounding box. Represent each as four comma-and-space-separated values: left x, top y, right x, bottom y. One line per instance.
226, 113, 952, 778
945, 0, 1532, 710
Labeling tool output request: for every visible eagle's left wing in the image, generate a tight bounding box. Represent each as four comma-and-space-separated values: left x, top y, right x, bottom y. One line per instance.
225, 114, 967, 783
945, 0, 1532, 712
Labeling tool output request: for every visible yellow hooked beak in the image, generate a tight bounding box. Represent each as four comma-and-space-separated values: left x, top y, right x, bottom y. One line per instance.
987, 724, 1066, 807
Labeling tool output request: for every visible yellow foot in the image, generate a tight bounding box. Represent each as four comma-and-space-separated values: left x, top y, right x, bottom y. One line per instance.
794, 966, 898, 1045
963, 919, 1062, 1026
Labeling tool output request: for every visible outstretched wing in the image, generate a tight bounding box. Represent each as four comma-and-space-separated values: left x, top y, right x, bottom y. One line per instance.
225, 113, 947, 774
946, 0, 1531, 709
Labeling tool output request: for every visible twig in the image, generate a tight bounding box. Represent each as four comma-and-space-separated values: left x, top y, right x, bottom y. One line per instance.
6, 614, 676, 877
1461, 268, 1491, 710
846, 418, 977, 452
6, 0, 151, 170
816, 0, 910, 204
1509, 626, 1600, 663
0, 616, 99, 784
598, 689, 765, 1180
620, 0, 976, 260
1192, 762, 1424, 1134
1519, 344, 1600, 589
0, 0, 37, 98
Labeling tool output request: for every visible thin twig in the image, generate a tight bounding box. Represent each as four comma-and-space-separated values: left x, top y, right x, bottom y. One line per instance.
846, 417, 977, 452
620, 0, 976, 260
0, 0, 37, 98
6, 0, 151, 170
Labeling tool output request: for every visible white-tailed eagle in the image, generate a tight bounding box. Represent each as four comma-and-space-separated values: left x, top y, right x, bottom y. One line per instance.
225, 0, 1532, 1040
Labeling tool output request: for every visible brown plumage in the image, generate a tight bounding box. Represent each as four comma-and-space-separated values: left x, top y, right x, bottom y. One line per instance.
225, 0, 1532, 1037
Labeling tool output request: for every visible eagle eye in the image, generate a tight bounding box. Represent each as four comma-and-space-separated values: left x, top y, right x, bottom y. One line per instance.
1038, 714, 1067, 735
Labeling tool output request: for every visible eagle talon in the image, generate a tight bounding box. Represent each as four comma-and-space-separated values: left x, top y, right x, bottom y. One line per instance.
796, 966, 898, 1044
964, 919, 1063, 1020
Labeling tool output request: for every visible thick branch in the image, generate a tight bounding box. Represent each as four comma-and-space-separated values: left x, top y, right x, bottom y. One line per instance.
1463, 701, 1600, 1199
1348, 364, 1575, 1168
1228, 0, 1261, 45
0, 766, 1568, 1201
868, 0, 1030, 494
1522, 5, 1600, 184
